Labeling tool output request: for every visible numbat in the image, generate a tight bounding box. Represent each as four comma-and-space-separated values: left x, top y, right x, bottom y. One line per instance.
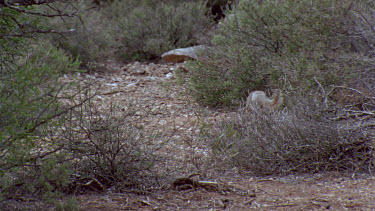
246, 90, 283, 110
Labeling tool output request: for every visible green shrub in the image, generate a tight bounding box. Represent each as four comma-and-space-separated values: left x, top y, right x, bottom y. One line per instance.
187, 46, 267, 107
46, 0, 211, 63
0, 41, 80, 155
111, 0, 211, 61
0, 0, 91, 203
1, 158, 73, 200
187, 0, 375, 107
55, 196, 80, 211
0, 41, 81, 200
46, 1, 113, 65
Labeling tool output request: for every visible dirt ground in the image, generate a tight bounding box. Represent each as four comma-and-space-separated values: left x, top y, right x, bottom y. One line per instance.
3, 61, 374, 210
70, 61, 374, 210
77, 172, 375, 210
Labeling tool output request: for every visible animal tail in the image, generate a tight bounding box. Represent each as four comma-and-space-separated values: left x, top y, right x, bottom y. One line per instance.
272, 90, 283, 109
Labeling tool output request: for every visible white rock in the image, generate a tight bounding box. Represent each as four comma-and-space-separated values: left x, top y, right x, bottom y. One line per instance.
166, 72, 173, 79
126, 82, 137, 87
161, 45, 207, 63
106, 83, 118, 86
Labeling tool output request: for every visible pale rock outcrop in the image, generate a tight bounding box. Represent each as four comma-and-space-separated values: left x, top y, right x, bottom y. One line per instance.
161, 45, 207, 63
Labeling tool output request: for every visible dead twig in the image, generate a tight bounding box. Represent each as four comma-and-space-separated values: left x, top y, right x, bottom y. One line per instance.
333, 85, 375, 100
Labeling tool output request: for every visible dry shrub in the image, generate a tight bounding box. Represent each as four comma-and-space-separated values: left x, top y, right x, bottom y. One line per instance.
61, 101, 165, 192
208, 93, 375, 176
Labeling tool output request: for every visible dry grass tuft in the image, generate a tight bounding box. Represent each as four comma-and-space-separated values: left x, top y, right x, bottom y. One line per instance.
207, 93, 375, 176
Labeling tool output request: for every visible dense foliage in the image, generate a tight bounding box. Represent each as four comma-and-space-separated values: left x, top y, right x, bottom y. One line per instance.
48, 0, 212, 63
1, 0, 83, 203
187, 0, 375, 107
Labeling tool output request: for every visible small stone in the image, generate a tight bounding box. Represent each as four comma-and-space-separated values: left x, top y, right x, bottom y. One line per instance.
135, 111, 144, 116
166, 72, 174, 79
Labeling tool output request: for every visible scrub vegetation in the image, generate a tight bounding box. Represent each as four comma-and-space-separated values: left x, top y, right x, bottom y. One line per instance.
1, 0, 374, 209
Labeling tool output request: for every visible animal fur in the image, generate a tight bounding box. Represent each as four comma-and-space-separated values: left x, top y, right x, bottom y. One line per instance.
246, 90, 283, 110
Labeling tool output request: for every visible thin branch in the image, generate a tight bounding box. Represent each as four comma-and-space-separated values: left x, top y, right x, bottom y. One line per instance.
3, 0, 78, 18
4, 0, 60, 6
0, 144, 65, 170
333, 85, 375, 99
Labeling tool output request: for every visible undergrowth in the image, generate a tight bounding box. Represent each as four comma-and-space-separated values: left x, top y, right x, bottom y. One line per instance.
206, 93, 375, 176
46, 0, 212, 64
186, 0, 375, 176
